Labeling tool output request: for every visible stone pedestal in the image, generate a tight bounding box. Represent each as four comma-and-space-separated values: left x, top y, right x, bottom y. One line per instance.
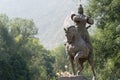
58, 75, 89, 80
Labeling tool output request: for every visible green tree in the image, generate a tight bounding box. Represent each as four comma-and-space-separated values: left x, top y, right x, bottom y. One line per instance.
9, 18, 56, 80
0, 14, 30, 80
51, 45, 69, 74
0, 14, 56, 80
85, 0, 120, 79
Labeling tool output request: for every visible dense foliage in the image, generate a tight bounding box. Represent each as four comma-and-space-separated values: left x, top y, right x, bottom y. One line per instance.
86, 0, 120, 79
0, 14, 56, 80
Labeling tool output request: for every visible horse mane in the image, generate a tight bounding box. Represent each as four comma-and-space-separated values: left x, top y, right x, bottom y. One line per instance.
67, 25, 75, 30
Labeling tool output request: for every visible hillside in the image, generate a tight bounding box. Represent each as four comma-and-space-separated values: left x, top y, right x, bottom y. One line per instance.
37, 0, 77, 49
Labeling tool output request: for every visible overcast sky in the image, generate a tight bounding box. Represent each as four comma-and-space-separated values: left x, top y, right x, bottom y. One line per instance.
0, 0, 87, 18
0, 0, 48, 18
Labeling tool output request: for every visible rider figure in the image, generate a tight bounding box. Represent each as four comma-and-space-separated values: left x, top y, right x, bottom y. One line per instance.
71, 5, 94, 72
71, 4, 94, 53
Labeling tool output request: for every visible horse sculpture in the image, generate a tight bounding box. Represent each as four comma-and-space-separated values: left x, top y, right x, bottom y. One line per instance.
64, 26, 96, 80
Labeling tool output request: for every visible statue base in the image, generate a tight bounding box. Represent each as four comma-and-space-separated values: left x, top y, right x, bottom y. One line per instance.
58, 75, 89, 80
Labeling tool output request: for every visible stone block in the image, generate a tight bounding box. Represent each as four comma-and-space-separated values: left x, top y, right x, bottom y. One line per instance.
58, 75, 89, 80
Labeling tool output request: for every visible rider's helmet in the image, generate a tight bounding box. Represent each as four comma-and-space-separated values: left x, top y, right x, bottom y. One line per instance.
78, 4, 84, 14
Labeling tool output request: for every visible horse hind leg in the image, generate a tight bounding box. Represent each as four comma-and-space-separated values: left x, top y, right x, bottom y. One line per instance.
88, 53, 96, 80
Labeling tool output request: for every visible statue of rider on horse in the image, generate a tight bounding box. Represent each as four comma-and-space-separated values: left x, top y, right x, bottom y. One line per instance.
64, 4, 96, 80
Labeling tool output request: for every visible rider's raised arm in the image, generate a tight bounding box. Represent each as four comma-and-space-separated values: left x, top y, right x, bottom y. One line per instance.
72, 15, 81, 23
87, 17, 94, 25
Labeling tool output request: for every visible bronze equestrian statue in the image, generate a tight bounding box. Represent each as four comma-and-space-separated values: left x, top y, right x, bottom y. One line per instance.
64, 5, 96, 80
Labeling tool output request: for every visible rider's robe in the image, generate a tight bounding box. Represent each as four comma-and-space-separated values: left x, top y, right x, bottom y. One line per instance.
72, 14, 94, 53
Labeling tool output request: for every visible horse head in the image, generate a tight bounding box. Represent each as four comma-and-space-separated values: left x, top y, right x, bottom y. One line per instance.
64, 26, 77, 43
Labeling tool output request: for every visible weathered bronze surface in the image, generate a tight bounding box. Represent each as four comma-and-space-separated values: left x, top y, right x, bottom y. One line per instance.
64, 5, 96, 80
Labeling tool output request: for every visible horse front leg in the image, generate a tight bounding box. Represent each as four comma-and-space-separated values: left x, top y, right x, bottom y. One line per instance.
74, 51, 83, 75
69, 56, 75, 75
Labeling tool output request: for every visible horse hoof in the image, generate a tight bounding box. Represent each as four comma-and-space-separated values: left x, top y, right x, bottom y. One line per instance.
77, 71, 81, 75
72, 72, 75, 76
92, 76, 96, 80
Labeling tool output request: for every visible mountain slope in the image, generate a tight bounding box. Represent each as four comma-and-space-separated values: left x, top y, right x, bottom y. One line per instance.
38, 0, 77, 49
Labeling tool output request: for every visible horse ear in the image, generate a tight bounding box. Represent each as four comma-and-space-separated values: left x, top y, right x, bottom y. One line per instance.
64, 28, 67, 32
